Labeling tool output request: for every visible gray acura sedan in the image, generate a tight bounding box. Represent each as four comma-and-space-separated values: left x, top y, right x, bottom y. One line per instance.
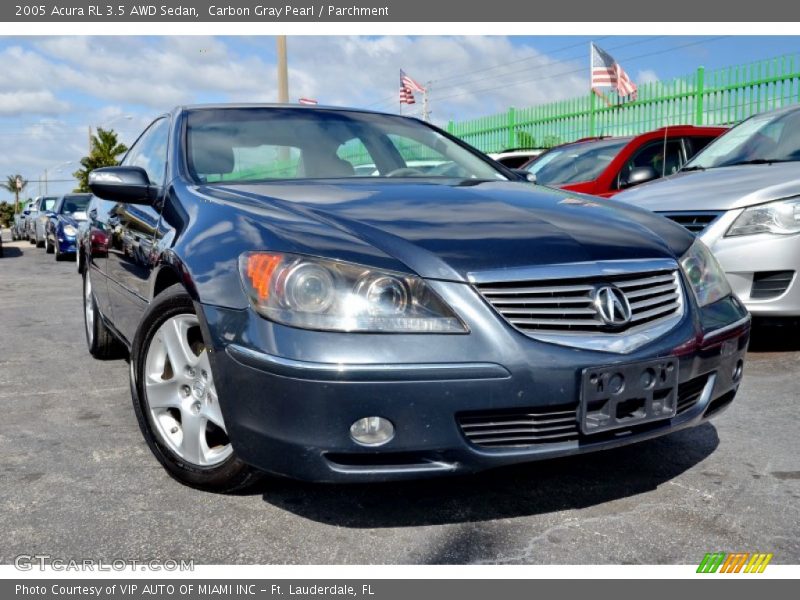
82, 104, 749, 491
617, 105, 800, 319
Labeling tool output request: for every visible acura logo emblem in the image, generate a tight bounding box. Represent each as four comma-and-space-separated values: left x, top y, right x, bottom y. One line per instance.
594, 285, 633, 326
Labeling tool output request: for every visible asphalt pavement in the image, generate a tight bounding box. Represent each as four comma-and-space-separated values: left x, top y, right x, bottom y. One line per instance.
1, 231, 798, 565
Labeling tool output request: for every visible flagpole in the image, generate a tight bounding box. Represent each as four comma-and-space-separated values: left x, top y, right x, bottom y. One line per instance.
399, 69, 402, 116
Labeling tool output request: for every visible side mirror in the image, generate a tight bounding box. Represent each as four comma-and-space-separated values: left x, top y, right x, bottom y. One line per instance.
511, 168, 537, 183
89, 166, 159, 206
621, 165, 659, 189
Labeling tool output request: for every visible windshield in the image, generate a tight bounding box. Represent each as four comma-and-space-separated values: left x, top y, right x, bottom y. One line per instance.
61, 195, 90, 215
524, 138, 630, 185
684, 109, 800, 169
185, 108, 507, 184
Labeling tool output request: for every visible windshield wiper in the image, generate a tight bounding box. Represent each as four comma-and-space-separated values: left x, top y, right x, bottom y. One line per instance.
681, 165, 706, 172
724, 158, 795, 167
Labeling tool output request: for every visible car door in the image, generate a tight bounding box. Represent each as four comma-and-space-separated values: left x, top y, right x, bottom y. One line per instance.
47, 196, 63, 241
105, 116, 170, 343
613, 138, 685, 192
85, 197, 117, 318
36, 196, 58, 240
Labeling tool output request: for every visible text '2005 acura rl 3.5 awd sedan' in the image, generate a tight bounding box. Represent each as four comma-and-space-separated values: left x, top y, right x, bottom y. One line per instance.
81, 104, 750, 492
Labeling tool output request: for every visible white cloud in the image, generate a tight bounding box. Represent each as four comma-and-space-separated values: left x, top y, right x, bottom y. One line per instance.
637, 69, 660, 85
0, 35, 594, 196
0, 91, 70, 116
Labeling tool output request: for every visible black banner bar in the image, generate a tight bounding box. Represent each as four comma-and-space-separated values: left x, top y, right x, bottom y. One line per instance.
3, 579, 797, 600
4, 0, 800, 22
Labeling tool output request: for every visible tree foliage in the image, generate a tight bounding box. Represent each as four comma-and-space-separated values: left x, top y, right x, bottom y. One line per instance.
2, 174, 28, 211
73, 127, 128, 192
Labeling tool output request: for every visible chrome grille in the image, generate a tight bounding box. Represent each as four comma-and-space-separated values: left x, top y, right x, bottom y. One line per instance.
458, 406, 579, 447
659, 211, 723, 234
477, 269, 683, 335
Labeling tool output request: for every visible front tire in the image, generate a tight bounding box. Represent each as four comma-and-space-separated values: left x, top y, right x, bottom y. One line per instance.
46, 236, 54, 254
130, 284, 261, 493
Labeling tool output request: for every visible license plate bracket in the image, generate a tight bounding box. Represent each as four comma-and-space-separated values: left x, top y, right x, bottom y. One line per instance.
580, 358, 678, 435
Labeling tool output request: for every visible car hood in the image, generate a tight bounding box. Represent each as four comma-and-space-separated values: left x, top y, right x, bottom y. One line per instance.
615, 162, 800, 211
58, 214, 85, 227
194, 180, 691, 282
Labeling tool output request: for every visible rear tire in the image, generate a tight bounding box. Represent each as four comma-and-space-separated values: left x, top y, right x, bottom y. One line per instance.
83, 269, 124, 359
130, 284, 262, 493
46, 237, 54, 254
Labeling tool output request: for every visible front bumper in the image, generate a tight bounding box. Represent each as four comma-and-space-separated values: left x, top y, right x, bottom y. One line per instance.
700, 210, 800, 316
199, 282, 750, 483
56, 235, 77, 254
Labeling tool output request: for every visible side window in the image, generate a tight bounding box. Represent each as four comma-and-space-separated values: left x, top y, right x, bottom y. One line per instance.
122, 118, 170, 186
337, 138, 375, 175
616, 139, 684, 189
684, 136, 714, 160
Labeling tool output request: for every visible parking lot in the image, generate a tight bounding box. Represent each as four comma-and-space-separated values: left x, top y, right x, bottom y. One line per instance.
0, 232, 799, 565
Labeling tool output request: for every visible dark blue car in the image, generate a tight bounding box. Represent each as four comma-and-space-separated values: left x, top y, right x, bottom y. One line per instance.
80, 105, 750, 492
45, 193, 91, 261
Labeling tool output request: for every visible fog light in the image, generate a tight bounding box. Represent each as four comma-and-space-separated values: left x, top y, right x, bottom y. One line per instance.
733, 359, 744, 382
350, 417, 394, 446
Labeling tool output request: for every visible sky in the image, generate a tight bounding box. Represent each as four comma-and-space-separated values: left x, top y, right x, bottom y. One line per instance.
1, 34, 799, 198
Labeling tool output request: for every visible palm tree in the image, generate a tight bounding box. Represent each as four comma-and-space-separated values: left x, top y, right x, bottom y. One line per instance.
73, 127, 128, 192
2, 174, 28, 212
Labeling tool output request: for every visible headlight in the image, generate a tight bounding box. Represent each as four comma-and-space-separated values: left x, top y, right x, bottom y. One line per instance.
679, 240, 732, 307
239, 252, 467, 333
63, 225, 77, 236
726, 197, 800, 236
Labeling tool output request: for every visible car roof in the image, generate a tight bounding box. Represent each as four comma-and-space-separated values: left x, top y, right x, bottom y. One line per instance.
177, 103, 390, 117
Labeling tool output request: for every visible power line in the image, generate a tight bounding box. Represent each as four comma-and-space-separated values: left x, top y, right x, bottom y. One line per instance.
362, 36, 611, 109
427, 36, 670, 98
429, 36, 730, 104
430, 36, 610, 86
365, 36, 670, 111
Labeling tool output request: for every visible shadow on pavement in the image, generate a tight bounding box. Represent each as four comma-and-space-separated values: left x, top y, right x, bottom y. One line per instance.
0, 246, 24, 258
748, 319, 800, 352
257, 424, 719, 528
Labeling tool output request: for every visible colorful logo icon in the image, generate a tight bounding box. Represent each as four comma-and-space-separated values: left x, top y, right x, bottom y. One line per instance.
697, 552, 773, 573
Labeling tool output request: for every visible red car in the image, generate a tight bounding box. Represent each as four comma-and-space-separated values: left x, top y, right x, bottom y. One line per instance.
521, 125, 726, 197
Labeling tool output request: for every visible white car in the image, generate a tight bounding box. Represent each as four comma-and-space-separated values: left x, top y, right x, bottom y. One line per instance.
488, 148, 547, 169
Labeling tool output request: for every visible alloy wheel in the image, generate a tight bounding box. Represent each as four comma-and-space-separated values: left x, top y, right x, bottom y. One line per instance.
143, 314, 232, 467
84, 272, 95, 346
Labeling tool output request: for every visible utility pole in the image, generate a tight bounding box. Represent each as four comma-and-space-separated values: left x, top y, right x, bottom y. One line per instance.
276, 35, 290, 163
276, 35, 289, 104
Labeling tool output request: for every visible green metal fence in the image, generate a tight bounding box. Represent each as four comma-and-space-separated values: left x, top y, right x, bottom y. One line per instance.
446, 54, 800, 153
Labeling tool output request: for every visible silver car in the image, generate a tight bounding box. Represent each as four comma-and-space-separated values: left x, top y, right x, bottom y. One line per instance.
31, 195, 59, 247
616, 105, 800, 319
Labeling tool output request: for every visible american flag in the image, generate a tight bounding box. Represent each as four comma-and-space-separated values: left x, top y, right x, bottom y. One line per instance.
400, 69, 425, 105
591, 43, 638, 99
401, 69, 425, 93
399, 86, 415, 105
298, 97, 318, 105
